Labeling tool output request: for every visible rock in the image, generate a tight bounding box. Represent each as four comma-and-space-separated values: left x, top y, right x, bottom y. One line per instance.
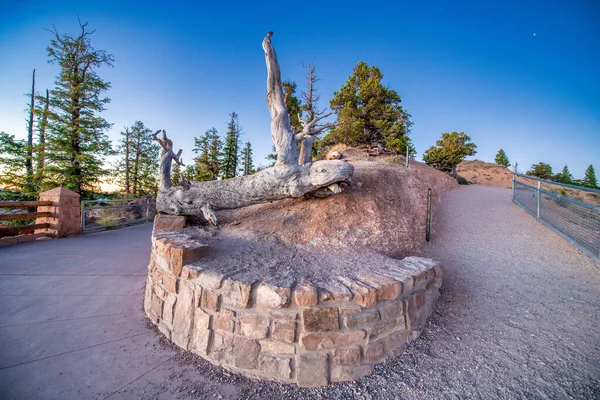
296, 353, 328, 387
293, 281, 318, 306
330, 364, 373, 382
328, 151, 342, 160
259, 340, 296, 355
233, 336, 259, 370
332, 346, 361, 366
302, 307, 339, 332
300, 330, 365, 350
256, 283, 290, 308
259, 355, 292, 381
237, 314, 269, 339
271, 318, 296, 343
153, 215, 186, 233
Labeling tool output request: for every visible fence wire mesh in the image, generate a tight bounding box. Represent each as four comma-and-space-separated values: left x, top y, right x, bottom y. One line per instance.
513, 180, 600, 262
82, 198, 156, 232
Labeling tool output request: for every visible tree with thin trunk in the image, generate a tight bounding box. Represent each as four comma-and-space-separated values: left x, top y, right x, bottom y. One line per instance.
114, 121, 160, 197
221, 112, 241, 179
495, 149, 510, 168
192, 127, 222, 181
25, 69, 36, 189
34, 88, 50, 186
43, 20, 114, 196
240, 141, 254, 176
583, 165, 598, 189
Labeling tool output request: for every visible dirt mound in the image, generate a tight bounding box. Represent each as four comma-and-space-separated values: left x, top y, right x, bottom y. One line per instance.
218, 151, 457, 258
457, 159, 513, 187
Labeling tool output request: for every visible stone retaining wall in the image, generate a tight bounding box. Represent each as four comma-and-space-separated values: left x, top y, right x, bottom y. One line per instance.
144, 215, 442, 387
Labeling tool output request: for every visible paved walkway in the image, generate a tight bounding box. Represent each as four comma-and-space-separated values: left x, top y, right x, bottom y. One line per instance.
0, 186, 598, 399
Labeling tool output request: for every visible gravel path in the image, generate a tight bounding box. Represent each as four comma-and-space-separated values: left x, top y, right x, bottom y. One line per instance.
1, 185, 598, 399
155, 185, 600, 399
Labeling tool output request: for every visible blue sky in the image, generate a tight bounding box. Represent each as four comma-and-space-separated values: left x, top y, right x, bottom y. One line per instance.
1, 0, 598, 178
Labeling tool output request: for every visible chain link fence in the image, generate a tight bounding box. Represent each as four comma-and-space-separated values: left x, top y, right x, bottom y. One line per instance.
513, 177, 600, 262
82, 198, 157, 232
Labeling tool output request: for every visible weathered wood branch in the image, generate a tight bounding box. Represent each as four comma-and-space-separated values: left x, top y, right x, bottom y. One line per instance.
156, 32, 354, 225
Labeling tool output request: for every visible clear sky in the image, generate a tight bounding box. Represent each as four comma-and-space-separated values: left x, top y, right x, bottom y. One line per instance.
1, 0, 598, 178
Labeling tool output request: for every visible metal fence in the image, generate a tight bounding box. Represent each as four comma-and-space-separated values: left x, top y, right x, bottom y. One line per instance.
512, 176, 600, 262
82, 198, 157, 232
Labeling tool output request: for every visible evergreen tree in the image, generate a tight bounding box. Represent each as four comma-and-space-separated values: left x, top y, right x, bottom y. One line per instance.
583, 165, 598, 188
282, 81, 302, 133
423, 132, 477, 178
171, 161, 182, 187
0, 132, 28, 191
328, 61, 413, 151
34, 88, 50, 186
25, 69, 36, 189
557, 165, 572, 184
114, 121, 159, 197
527, 162, 553, 180
43, 21, 114, 195
192, 127, 222, 181
221, 112, 241, 179
494, 149, 510, 167
240, 141, 254, 176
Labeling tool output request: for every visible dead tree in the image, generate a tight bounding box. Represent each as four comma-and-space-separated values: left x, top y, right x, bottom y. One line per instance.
155, 32, 353, 225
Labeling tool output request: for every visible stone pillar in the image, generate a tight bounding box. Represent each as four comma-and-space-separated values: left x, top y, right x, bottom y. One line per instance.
35, 187, 82, 237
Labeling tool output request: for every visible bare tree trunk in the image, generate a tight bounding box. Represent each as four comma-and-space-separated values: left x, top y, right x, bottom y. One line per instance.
36, 88, 49, 177
26, 69, 35, 187
155, 33, 354, 225
125, 127, 130, 196
133, 132, 141, 196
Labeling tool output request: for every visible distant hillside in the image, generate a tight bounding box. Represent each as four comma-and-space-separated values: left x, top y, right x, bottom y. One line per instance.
457, 160, 513, 187
457, 159, 600, 206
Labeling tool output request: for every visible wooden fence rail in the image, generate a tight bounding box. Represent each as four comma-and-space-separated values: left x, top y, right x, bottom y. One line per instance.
0, 200, 56, 244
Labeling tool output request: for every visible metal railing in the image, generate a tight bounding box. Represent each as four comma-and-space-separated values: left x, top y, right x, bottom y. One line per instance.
512, 174, 600, 262
82, 198, 156, 232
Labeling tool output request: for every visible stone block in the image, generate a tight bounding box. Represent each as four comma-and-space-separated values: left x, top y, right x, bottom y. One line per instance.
404, 291, 429, 331
300, 330, 365, 350
332, 346, 361, 366
296, 353, 328, 387
385, 267, 414, 295
155, 235, 210, 277
162, 293, 177, 326
317, 280, 353, 302
213, 311, 234, 332
259, 355, 292, 381
381, 331, 407, 352
330, 364, 373, 382
210, 330, 234, 363
237, 314, 269, 339
256, 283, 291, 308
221, 278, 252, 309
271, 318, 296, 343
363, 342, 384, 363
201, 289, 220, 311
367, 318, 406, 341
182, 265, 201, 280
171, 280, 195, 350
258, 340, 295, 355
339, 304, 362, 314
196, 270, 226, 290
233, 336, 259, 370
153, 283, 166, 300
36, 187, 81, 237
162, 270, 178, 293
189, 309, 211, 355
294, 281, 318, 307
158, 322, 171, 339
151, 293, 163, 320
380, 300, 404, 320
337, 277, 377, 308
357, 274, 402, 301
344, 309, 380, 328
153, 214, 186, 233
302, 307, 339, 332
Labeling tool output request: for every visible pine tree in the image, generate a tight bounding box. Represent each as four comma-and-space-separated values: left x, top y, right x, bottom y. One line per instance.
43, 21, 114, 196
34, 88, 50, 186
328, 61, 413, 150
527, 162, 553, 180
583, 165, 598, 188
423, 132, 477, 178
25, 69, 36, 189
221, 112, 241, 179
282, 81, 302, 133
557, 165, 572, 184
0, 132, 28, 191
494, 149, 510, 167
192, 127, 222, 181
171, 161, 182, 187
114, 121, 160, 197
240, 141, 254, 176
